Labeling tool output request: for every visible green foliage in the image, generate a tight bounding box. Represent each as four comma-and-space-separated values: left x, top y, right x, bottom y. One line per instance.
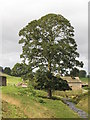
38, 98, 45, 104
0, 66, 3, 72
3, 67, 11, 75
79, 70, 87, 78
34, 70, 71, 91
19, 13, 83, 75
70, 69, 87, 78
53, 90, 83, 98
11, 63, 28, 77
70, 68, 79, 77
28, 84, 36, 96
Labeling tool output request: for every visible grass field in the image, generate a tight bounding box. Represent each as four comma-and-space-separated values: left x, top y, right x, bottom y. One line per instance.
1, 73, 89, 118
80, 77, 89, 83
1, 74, 80, 118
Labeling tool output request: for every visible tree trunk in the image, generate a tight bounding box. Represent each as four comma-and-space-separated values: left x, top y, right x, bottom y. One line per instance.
47, 61, 52, 98
48, 62, 51, 72
47, 88, 52, 98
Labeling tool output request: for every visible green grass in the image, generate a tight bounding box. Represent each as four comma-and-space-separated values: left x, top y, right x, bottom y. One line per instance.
83, 86, 90, 90
80, 77, 89, 83
2, 100, 27, 118
53, 90, 83, 99
76, 95, 88, 114
2, 86, 79, 118
1, 74, 80, 118
7, 75, 22, 86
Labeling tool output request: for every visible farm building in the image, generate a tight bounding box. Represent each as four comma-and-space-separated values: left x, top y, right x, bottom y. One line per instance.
0, 76, 7, 86
61, 76, 82, 90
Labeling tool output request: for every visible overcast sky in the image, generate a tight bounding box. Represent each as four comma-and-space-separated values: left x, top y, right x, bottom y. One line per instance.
0, 0, 89, 73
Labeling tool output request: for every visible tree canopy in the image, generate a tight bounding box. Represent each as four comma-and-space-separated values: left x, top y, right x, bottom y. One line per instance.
3, 67, 11, 75
70, 67, 79, 77
11, 63, 28, 77
79, 70, 87, 78
19, 14, 83, 75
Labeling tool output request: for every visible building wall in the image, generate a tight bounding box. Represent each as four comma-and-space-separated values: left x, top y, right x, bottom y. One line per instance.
68, 82, 82, 90
0, 76, 7, 86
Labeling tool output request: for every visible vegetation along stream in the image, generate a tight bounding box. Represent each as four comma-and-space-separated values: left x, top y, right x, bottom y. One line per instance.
62, 98, 88, 118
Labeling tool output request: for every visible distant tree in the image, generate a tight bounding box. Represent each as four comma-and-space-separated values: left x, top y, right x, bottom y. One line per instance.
79, 70, 87, 78
3, 67, 11, 75
70, 68, 79, 77
11, 63, 28, 77
87, 75, 90, 78
0, 66, 3, 72
19, 14, 83, 98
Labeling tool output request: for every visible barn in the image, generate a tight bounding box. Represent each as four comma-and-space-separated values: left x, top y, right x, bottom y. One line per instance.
0, 76, 7, 86
61, 76, 82, 90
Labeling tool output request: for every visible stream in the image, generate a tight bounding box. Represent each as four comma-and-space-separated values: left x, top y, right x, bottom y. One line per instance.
62, 98, 88, 118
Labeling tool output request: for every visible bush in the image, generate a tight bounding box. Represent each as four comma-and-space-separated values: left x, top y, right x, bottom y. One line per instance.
38, 99, 45, 104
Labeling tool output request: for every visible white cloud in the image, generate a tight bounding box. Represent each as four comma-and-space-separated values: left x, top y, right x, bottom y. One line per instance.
1, 53, 21, 68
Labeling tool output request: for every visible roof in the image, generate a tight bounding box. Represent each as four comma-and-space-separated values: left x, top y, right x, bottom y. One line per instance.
0, 76, 6, 78
0, 72, 6, 77
0, 73, 6, 79
61, 76, 82, 83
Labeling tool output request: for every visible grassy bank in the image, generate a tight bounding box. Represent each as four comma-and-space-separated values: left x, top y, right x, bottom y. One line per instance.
2, 100, 27, 118
76, 93, 88, 113
2, 86, 79, 118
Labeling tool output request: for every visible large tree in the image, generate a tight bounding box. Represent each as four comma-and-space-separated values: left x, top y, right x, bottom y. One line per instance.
19, 14, 83, 98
